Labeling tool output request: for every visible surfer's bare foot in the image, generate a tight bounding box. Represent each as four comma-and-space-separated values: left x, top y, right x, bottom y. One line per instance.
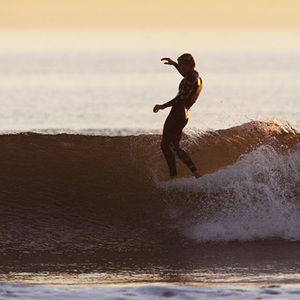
193, 171, 201, 178
170, 176, 177, 180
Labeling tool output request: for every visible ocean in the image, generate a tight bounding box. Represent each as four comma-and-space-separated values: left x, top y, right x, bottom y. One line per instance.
0, 27, 299, 299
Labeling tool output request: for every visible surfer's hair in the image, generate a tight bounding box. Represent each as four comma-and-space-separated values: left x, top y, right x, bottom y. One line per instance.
178, 53, 196, 68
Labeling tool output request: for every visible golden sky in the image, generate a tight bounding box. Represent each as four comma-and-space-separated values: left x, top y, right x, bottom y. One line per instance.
0, 0, 300, 28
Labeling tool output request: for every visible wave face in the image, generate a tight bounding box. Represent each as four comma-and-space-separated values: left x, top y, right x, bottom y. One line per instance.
0, 121, 299, 249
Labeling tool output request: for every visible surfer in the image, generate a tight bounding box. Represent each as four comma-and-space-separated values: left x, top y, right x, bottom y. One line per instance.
153, 53, 203, 179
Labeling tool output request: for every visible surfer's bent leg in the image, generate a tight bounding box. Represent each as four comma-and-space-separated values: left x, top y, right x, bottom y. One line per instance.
161, 111, 198, 177
175, 147, 197, 174
172, 117, 197, 174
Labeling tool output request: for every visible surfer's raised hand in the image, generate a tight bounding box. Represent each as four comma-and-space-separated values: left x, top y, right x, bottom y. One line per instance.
161, 57, 175, 65
153, 104, 165, 113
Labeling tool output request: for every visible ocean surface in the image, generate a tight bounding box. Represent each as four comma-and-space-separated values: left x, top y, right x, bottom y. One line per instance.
0, 27, 299, 299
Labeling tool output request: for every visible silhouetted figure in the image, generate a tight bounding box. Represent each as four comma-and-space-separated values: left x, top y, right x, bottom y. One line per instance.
153, 54, 203, 179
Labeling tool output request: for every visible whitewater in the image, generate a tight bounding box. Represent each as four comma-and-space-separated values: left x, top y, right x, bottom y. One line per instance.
0, 28, 299, 299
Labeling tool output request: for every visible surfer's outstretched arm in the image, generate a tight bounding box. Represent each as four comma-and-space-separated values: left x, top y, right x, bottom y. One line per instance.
161, 57, 184, 76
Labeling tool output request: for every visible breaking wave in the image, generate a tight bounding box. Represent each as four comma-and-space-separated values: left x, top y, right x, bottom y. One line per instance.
0, 120, 299, 246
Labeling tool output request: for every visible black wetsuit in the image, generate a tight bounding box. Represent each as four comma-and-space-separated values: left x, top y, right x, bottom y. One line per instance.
161, 69, 203, 177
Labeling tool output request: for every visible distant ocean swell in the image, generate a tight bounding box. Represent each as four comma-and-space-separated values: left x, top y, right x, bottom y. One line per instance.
0, 121, 299, 248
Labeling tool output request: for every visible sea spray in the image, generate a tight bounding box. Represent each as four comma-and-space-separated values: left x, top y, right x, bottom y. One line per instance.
160, 144, 300, 242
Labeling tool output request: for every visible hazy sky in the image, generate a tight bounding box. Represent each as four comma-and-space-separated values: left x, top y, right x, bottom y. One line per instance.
1, 0, 300, 28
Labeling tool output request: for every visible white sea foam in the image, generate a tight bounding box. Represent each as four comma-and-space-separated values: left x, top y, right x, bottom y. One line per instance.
161, 145, 300, 242
1, 282, 300, 300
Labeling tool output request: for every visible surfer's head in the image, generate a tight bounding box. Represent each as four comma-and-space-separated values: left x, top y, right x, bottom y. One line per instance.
178, 53, 196, 68
177, 53, 196, 75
